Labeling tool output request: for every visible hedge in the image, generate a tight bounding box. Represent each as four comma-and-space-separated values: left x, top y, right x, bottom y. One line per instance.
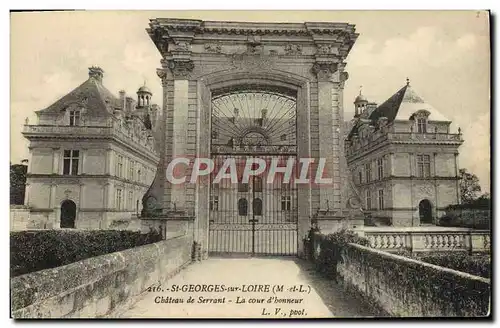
415, 252, 490, 279
303, 228, 369, 280
10, 229, 162, 277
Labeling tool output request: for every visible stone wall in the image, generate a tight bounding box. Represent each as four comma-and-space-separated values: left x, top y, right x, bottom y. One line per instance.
10, 206, 30, 231
337, 243, 490, 317
11, 233, 193, 318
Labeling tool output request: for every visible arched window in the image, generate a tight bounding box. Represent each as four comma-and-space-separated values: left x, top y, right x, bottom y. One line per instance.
253, 198, 263, 216
238, 198, 248, 216
60, 200, 76, 228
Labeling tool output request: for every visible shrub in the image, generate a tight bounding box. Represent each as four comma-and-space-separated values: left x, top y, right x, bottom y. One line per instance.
10, 229, 162, 277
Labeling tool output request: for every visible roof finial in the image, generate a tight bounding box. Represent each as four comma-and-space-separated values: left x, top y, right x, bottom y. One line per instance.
359, 85, 363, 95
406, 77, 410, 86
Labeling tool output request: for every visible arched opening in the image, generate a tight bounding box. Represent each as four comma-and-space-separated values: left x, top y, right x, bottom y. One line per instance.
60, 200, 76, 228
419, 199, 433, 224
253, 198, 263, 216
238, 198, 248, 216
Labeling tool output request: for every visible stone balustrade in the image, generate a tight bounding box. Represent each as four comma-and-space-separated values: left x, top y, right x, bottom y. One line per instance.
363, 228, 490, 253
387, 132, 462, 142
23, 124, 158, 156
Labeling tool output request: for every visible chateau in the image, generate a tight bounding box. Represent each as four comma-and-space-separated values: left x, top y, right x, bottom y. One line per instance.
345, 79, 463, 227
22, 67, 160, 229
17, 19, 465, 255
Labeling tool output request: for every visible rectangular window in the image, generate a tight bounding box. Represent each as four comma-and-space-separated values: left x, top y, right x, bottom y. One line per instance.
417, 154, 431, 178
364, 162, 372, 183
115, 188, 123, 210
377, 158, 384, 180
63, 150, 79, 175
210, 196, 219, 211
137, 168, 142, 183
378, 189, 384, 210
365, 190, 372, 210
417, 118, 427, 133
69, 110, 81, 126
281, 195, 291, 211
116, 155, 123, 178
358, 170, 363, 184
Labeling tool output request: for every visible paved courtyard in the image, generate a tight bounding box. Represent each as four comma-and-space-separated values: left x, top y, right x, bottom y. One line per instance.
118, 257, 378, 318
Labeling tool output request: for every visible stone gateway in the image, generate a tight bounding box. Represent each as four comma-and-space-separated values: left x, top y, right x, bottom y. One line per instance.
142, 19, 364, 257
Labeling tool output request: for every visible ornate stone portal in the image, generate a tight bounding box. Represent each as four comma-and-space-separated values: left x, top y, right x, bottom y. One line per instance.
142, 19, 364, 257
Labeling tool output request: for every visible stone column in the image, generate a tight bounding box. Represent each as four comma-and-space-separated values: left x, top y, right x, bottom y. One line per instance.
102, 182, 110, 228
52, 148, 60, 174
49, 183, 56, 208
166, 59, 193, 213
80, 148, 87, 175
454, 152, 460, 204
312, 62, 340, 211
78, 183, 85, 228
27, 147, 33, 174
105, 148, 113, 176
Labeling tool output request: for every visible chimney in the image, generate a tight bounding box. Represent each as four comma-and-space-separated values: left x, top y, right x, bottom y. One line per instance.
119, 90, 126, 111
88, 66, 104, 82
126, 97, 134, 112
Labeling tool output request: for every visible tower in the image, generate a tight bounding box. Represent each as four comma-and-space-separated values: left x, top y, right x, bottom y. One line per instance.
354, 87, 368, 117
136, 82, 152, 108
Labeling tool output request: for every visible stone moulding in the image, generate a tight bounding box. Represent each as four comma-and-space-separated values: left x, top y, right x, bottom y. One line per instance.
147, 19, 359, 59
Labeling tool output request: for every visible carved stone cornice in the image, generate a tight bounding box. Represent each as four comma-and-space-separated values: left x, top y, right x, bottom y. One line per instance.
166, 59, 195, 79
284, 43, 302, 55
311, 62, 338, 82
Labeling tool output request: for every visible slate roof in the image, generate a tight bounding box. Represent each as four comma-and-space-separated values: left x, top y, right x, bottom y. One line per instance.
369, 83, 450, 122
38, 73, 122, 115
347, 82, 451, 141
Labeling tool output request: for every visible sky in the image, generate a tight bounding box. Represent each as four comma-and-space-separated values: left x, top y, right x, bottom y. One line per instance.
10, 10, 491, 192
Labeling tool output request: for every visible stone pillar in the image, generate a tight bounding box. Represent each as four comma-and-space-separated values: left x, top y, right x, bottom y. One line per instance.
314, 62, 338, 211
77, 183, 84, 228
52, 148, 60, 174
27, 147, 33, 174
311, 60, 363, 231
389, 152, 395, 176
105, 148, 113, 176
24, 183, 30, 206
80, 148, 87, 175
49, 183, 57, 209
102, 182, 110, 227
454, 152, 460, 204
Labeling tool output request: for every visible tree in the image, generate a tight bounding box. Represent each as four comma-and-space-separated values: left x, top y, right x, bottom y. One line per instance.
459, 168, 482, 204
10, 162, 28, 205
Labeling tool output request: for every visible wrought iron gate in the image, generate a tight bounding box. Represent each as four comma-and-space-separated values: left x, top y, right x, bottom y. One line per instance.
208, 90, 298, 256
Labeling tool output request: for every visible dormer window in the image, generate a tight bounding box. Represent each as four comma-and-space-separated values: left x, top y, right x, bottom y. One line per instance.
417, 118, 427, 133
69, 110, 81, 126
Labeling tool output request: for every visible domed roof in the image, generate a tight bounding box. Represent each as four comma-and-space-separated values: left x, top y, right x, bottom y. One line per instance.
137, 83, 152, 94
354, 93, 368, 103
